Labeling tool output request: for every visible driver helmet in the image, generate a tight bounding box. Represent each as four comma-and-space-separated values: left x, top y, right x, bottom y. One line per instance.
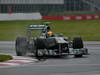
47, 31, 53, 36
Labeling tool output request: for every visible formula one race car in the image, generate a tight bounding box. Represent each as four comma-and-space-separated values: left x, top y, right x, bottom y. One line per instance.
15, 22, 88, 58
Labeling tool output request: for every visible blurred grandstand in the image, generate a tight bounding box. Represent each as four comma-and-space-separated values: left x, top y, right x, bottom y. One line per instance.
0, 0, 100, 16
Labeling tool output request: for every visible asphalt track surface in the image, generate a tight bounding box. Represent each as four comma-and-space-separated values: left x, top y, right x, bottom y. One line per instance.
0, 41, 100, 75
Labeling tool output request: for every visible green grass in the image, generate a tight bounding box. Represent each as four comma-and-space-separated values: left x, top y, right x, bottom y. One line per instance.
0, 54, 12, 62
0, 20, 100, 41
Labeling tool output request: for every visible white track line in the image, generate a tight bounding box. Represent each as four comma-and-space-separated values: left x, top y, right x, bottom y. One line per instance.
12, 56, 38, 61
0, 62, 19, 66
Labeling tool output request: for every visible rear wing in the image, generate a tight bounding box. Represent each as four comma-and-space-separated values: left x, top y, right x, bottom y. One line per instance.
28, 24, 47, 30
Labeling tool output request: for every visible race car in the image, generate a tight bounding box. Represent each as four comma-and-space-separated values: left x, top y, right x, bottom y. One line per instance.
15, 22, 88, 58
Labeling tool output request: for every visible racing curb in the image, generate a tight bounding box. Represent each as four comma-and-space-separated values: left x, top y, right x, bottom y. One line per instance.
0, 56, 38, 67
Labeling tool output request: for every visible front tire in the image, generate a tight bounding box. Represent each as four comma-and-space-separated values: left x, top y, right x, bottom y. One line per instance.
74, 54, 82, 58
73, 37, 84, 57
73, 37, 83, 49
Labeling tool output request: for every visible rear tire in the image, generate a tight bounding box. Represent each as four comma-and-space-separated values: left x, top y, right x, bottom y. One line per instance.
15, 37, 28, 56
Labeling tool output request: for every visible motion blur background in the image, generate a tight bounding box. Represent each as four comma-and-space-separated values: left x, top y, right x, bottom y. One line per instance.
0, 0, 100, 16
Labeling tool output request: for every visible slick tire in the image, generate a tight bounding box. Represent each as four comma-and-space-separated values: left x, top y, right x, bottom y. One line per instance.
15, 37, 28, 56
74, 54, 83, 58
73, 37, 84, 57
73, 37, 84, 49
